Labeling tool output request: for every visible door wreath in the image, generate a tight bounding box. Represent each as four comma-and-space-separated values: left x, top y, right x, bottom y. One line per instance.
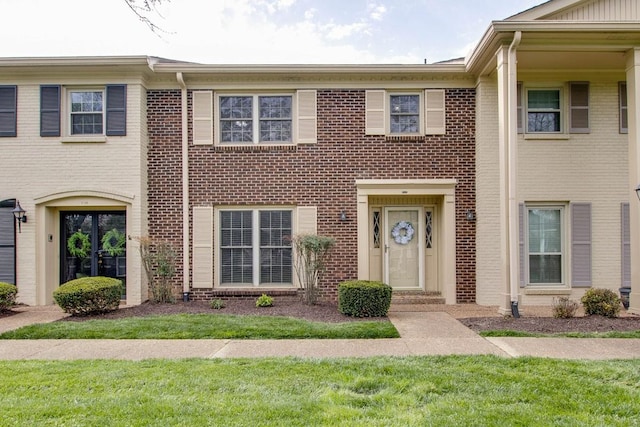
67, 231, 91, 258
102, 228, 126, 256
391, 221, 415, 245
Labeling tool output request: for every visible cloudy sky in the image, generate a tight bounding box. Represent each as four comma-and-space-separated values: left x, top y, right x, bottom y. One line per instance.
1, 0, 545, 64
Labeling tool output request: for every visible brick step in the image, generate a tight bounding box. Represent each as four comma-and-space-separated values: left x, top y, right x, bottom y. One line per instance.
391, 291, 445, 305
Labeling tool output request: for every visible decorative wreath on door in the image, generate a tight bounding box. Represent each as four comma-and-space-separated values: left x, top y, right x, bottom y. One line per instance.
101, 228, 126, 257
391, 221, 415, 245
67, 231, 91, 258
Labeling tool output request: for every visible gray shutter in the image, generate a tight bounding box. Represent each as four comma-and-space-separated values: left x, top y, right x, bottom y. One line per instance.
569, 82, 589, 133
622, 203, 631, 287
619, 82, 628, 134
106, 85, 126, 136
0, 203, 16, 284
0, 86, 17, 137
519, 203, 525, 287
571, 203, 592, 287
40, 85, 60, 137
516, 82, 523, 134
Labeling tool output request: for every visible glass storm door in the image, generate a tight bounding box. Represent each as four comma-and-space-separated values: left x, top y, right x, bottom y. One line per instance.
384, 208, 423, 289
61, 212, 126, 295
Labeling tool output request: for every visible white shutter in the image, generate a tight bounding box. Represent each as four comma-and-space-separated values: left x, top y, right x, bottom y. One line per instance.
424, 89, 446, 135
297, 206, 317, 235
193, 91, 213, 145
571, 203, 592, 287
365, 90, 386, 135
192, 206, 213, 288
297, 90, 317, 144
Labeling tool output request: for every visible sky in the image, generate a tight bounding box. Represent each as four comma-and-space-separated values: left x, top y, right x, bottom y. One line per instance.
1, 0, 546, 64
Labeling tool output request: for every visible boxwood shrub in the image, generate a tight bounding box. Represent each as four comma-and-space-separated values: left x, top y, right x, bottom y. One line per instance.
0, 282, 18, 311
53, 276, 122, 316
338, 280, 392, 317
581, 287, 621, 318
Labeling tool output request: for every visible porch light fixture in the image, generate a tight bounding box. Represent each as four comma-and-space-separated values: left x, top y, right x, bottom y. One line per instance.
466, 209, 476, 221
340, 211, 347, 222
635, 184, 640, 201
12, 200, 27, 233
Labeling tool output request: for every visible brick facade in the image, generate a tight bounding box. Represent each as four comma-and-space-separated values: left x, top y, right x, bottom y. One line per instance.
147, 88, 476, 303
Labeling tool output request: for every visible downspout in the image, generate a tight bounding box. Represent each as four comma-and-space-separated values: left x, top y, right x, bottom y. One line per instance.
177, 72, 190, 302
508, 31, 522, 318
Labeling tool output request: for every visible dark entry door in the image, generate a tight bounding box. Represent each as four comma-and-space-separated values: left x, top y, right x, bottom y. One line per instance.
0, 199, 16, 285
61, 212, 126, 295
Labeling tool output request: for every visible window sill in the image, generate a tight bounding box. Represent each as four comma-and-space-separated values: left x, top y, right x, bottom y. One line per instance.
62, 136, 107, 143
521, 133, 570, 141
385, 135, 424, 142
214, 144, 298, 151
524, 287, 572, 295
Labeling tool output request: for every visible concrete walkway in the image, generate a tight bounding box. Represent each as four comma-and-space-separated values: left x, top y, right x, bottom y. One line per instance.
1, 306, 639, 360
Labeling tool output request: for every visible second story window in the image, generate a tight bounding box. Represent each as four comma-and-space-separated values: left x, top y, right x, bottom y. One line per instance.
219, 95, 292, 144
70, 91, 104, 135
527, 89, 561, 133
390, 95, 420, 134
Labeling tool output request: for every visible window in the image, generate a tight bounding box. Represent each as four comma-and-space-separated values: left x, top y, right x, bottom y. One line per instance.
219, 209, 292, 286
0, 86, 17, 137
620, 82, 628, 134
390, 95, 419, 134
40, 84, 126, 138
219, 95, 292, 144
527, 206, 563, 284
70, 91, 103, 135
527, 89, 561, 133
365, 89, 445, 136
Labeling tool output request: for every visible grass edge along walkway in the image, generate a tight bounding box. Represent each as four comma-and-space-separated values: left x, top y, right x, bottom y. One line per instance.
0, 313, 399, 339
1, 356, 638, 426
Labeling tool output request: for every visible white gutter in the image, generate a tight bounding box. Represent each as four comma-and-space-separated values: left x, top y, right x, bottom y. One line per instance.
176, 72, 190, 299
508, 31, 522, 314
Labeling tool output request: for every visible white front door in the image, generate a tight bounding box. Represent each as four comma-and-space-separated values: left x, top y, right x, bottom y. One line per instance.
384, 207, 423, 289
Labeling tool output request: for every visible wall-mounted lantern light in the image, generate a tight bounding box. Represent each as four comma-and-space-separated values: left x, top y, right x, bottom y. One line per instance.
466, 209, 476, 221
635, 184, 640, 201
12, 200, 27, 233
340, 211, 347, 222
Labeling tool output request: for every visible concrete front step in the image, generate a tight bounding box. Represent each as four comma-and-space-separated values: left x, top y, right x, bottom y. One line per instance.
391, 292, 445, 305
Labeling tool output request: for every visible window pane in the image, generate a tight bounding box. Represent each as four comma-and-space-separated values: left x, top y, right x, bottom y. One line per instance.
260, 120, 292, 142
259, 96, 292, 142
529, 255, 562, 284
527, 112, 560, 132
220, 96, 252, 119
220, 96, 253, 142
70, 91, 103, 135
390, 95, 419, 134
259, 210, 292, 284
71, 113, 103, 135
259, 96, 291, 118
528, 90, 559, 109
528, 208, 562, 284
220, 211, 253, 284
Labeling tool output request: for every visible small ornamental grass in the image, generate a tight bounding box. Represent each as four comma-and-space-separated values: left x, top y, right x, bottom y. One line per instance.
53, 276, 122, 316
581, 288, 621, 318
0, 282, 17, 311
552, 297, 579, 319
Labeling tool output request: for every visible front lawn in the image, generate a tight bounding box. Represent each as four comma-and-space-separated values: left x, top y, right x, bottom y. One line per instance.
1, 356, 638, 426
0, 313, 399, 339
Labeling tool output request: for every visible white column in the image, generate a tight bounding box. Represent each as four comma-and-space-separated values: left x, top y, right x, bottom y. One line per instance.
626, 48, 640, 314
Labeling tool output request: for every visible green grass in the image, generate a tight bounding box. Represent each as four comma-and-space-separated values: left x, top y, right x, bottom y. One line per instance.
480, 330, 640, 338
1, 356, 639, 426
0, 313, 399, 339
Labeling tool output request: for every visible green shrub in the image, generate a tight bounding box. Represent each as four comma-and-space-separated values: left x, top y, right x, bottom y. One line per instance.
210, 299, 225, 310
256, 294, 273, 307
0, 282, 18, 311
53, 276, 122, 316
552, 297, 579, 319
338, 280, 392, 317
581, 288, 621, 318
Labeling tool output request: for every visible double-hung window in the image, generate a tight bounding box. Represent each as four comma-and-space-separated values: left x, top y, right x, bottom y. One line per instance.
219, 95, 292, 144
70, 90, 104, 135
390, 94, 420, 134
526, 206, 564, 285
219, 209, 293, 286
527, 89, 561, 133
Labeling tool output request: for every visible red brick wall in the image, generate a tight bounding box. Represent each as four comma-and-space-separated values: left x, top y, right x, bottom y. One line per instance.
148, 88, 476, 303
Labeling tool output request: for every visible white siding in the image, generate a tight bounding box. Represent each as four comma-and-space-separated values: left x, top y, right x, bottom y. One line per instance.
549, 0, 639, 21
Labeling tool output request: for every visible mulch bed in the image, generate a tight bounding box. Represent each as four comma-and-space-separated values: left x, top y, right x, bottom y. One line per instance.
459, 315, 640, 334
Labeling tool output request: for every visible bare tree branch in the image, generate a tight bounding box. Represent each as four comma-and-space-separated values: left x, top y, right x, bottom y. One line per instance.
124, 0, 170, 35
